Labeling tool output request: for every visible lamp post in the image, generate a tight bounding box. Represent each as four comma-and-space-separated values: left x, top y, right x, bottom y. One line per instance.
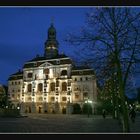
85, 98, 92, 118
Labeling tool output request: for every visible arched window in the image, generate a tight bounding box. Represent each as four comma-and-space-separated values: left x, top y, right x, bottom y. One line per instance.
50, 82, 55, 91
28, 84, 32, 92
61, 70, 67, 76
38, 83, 43, 92
62, 82, 67, 91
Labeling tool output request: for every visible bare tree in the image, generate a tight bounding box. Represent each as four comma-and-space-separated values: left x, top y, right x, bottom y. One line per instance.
66, 7, 140, 132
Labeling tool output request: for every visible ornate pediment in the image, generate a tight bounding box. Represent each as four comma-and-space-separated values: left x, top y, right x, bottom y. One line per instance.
39, 61, 53, 68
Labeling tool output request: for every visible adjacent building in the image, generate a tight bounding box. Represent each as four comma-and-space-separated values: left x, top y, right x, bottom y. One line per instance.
8, 23, 98, 114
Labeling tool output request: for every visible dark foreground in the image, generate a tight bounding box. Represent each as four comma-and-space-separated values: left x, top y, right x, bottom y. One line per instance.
0, 113, 140, 133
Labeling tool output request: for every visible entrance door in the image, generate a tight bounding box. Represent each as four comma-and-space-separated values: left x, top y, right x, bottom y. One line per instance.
38, 106, 41, 113
62, 107, 66, 114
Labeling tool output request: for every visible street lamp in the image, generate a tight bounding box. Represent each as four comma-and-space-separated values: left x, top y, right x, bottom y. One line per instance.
85, 98, 92, 117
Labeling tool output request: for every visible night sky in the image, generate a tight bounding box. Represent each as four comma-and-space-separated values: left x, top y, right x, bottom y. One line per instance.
0, 7, 140, 93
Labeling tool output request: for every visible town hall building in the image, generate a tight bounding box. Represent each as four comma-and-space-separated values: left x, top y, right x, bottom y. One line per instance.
8, 23, 98, 114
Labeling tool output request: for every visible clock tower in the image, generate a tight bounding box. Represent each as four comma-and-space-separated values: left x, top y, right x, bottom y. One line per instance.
44, 22, 59, 58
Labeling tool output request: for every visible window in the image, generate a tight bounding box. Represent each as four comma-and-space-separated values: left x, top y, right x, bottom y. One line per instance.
38, 97, 43, 101
45, 75, 48, 80
75, 78, 77, 81
27, 73, 33, 78
18, 81, 20, 85
44, 80, 47, 87
80, 77, 82, 81
61, 70, 67, 76
12, 89, 15, 92
56, 80, 59, 87
28, 97, 31, 101
34, 63, 37, 66
56, 60, 60, 64
38, 83, 43, 92
12, 94, 15, 98
62, 82, 67, 91
15, 82, 17, 85
79, 71, 83, 74
44, 68, 49, 75
18, 89, 20, 92
85, 77, 88, 81
83, 92, 88, 98
50, 82, 55, 91
75, 94, 79, 99
50, 97, 55, 102
28, 84, 32, 92
68, 80, 71, 86
62, 97, 67, 101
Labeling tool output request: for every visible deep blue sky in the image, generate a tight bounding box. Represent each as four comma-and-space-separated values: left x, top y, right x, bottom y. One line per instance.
0, 7, 140, 91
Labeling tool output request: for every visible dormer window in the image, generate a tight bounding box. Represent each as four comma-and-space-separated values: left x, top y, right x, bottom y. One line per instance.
34, 63, 37, 66
56, 60, 60, 64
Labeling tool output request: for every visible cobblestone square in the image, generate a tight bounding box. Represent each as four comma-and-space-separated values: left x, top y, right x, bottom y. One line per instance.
0, 113, 139, 134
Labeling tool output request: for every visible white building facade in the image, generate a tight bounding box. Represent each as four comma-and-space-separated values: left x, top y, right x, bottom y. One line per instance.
8, 23, 98, 114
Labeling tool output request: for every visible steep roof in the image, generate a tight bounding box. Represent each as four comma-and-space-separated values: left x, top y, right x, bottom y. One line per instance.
71, 66, 95, 76
23, 54, 72, 69
8, 70, 23, 81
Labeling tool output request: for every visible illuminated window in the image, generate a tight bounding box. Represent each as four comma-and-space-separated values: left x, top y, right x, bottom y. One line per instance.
50, 82, 55, 91
38, 83, 43, 92
62, 82, 67, 91
28, 84, 32, 92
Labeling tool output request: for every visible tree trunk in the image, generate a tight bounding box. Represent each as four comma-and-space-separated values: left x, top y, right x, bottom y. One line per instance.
116, 57, 130, 132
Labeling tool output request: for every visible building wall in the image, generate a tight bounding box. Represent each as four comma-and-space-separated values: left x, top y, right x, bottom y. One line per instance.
8, 60, 97, 114
8, 79, 23, 108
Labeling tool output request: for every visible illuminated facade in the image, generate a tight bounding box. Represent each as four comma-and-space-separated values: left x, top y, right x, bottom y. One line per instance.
8, 23, 98, 114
